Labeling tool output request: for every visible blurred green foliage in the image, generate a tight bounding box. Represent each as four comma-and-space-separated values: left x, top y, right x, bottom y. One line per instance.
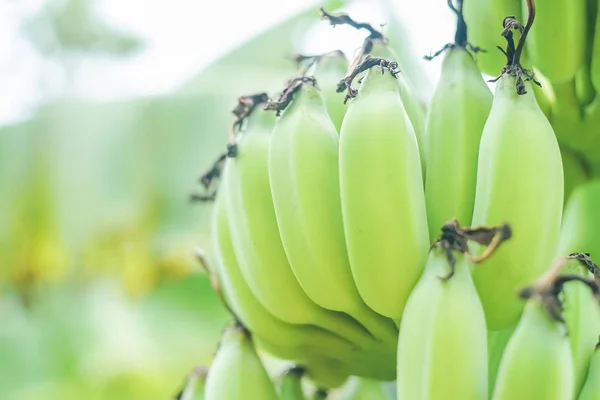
0, 1, 347, 398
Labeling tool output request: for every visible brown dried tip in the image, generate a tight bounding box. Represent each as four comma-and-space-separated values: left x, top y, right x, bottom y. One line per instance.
319, 8, 383, 40
190, 93, 268, 202
338, 55, 399, 103
489, 0, 540, 94
431, 218, 512, 280
519, 254, 600, 323
265, 76, 317, 116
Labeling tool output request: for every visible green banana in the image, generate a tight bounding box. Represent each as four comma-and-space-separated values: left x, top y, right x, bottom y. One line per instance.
396, 221, 505, 400
489, 256, 597, 400
312, 52, 348, 132
491, 299, 574, 400
556, 181, 600, 396
463, 0, 522, 76
338, 60, 429, 321
278, 366, 306, 400
525, 0, 586, 83
487, 325, 517, 395
268, 78, 397, 343
223, 106, 376, 347
578, 339, 600, 400
561, 259, 600, 397
369, 40, 428, 180
424, 2, 493, 241
205, 324, 279, 400
214, 165, 396, 382
470, 22, 564, 329
176, 366, 208, 400
381, 0, 434, 104
557, 180, 600, 255
340, 377, 389, 400
212, 186, 361, 362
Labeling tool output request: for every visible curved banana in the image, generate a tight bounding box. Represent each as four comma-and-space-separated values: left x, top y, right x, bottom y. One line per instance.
212, 187, 362, 362
579, 339, 600, 400
424, 3, 493, 241
223, 108, 377, 347
340, 377, 390, 400
177, 366, 208, 400
313, 53, 348, 132
491, 301, 574, 400
556, 181, 600, 396
214, 176, 396, 382
487, 325, 517, 395
396, 223, 490, 400
525, 0, 586, 83
268, 79, 398, 343
278, 367, 306, 400
338, 61, 429, 321
561, 259, 600, 397
462, 0, 522, 76
369, 40, 428, 180
205, 324, 279, 400
471, 72, 564, 330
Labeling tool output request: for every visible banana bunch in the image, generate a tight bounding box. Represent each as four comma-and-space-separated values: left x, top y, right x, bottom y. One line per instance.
190, 0, 600, 396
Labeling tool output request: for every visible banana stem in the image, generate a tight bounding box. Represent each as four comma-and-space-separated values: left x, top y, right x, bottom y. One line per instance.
513, 0, 535, 67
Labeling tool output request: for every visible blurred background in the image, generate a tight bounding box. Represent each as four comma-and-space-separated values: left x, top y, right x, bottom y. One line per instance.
0, 0, 455, 398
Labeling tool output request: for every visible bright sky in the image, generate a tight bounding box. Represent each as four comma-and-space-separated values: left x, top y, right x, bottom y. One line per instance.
0, 0, 456, 125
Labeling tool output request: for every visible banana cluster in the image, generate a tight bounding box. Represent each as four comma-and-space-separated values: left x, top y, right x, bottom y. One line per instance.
190, 1, 600, 399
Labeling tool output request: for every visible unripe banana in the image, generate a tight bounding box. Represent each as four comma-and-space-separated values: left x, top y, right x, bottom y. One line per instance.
556, 181, 600, 395
339, 62, 429, 321
212, 187, 362, 362
525, 0, 586, 83
278, 367, 306, 400
214, 168, 396, 382
487, 325, 517, 395
578, 340, 600, 400
341, 377, 390, 400
396, 236, 488, 400
471, 74, 564, 330
463, 0, 522, 76
313, 53, 348, 132
223, 107, 377, 347
205, 325, 279, 400
491, 299, 574, 400
425, 47, 492, 240
268, 79, 398, 343
176, 366, 208, 400
370, 40, 428, 180
561, 260, 600, 397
